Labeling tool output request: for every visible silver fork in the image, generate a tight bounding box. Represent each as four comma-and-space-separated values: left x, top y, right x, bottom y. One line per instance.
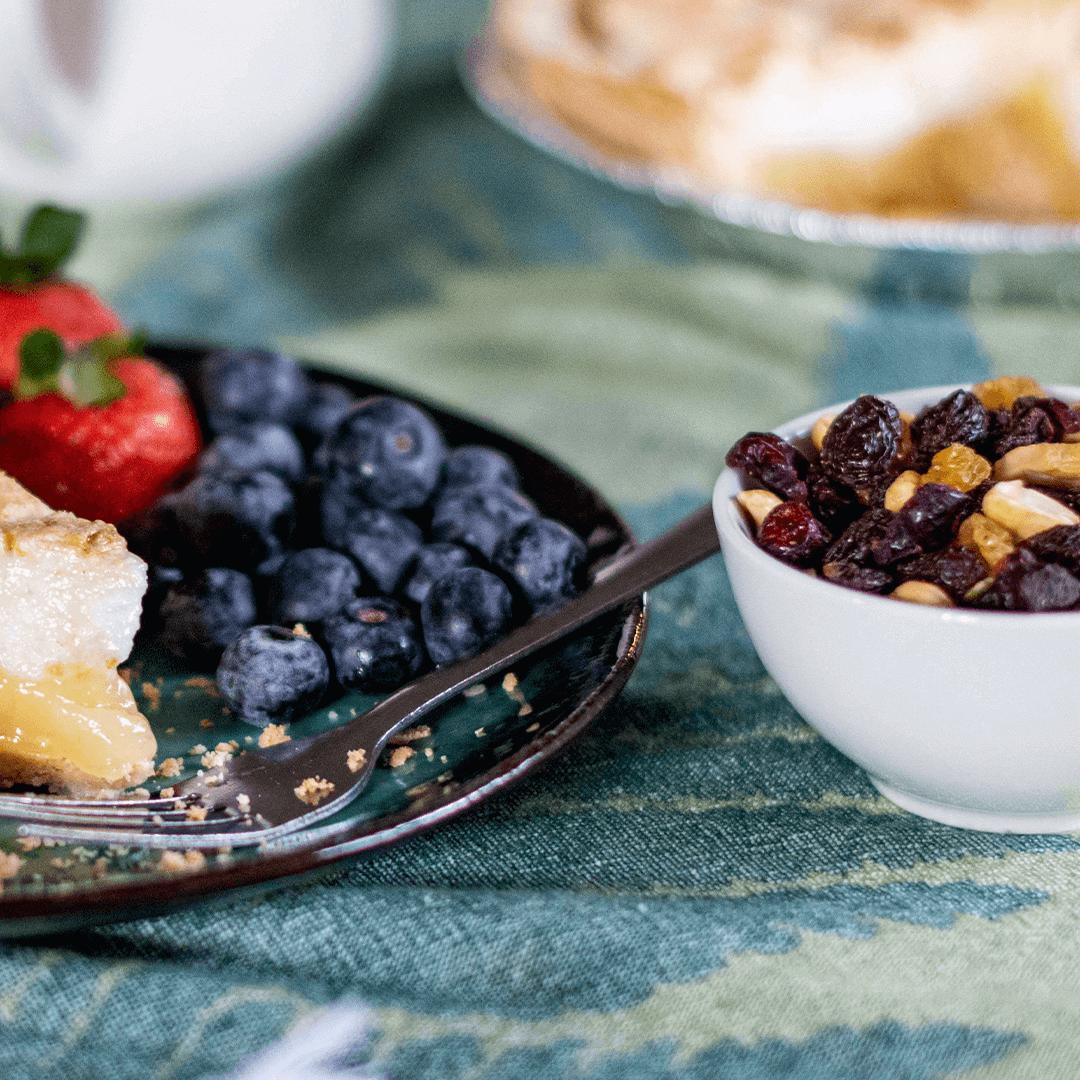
0, 504, 720, 851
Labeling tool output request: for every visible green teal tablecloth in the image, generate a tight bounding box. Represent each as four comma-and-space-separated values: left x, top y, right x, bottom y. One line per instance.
5, 8, 1080, 1078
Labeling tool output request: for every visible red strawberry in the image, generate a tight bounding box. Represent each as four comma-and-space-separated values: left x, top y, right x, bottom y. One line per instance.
0, 205, 122, 389
0, 331, 202, 523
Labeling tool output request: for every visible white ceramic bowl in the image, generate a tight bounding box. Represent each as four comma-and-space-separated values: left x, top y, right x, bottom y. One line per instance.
713, 383, 1080, 833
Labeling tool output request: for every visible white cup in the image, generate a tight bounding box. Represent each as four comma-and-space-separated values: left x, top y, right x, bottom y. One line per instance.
0, 0, 394, 205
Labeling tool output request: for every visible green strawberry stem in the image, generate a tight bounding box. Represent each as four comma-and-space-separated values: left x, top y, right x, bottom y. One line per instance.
0, 205, 85, 287
15, 328, 144, 407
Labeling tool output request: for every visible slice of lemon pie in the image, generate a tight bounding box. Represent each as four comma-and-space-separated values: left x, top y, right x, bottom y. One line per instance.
0, 471, 155, 795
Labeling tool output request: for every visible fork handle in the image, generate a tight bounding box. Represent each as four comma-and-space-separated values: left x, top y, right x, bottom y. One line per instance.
336, 502, 721, 754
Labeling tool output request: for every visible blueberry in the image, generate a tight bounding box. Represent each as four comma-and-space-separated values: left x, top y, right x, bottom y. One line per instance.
156, 568, 258, 666
200, 347, 311, 433
420, 566, 515, 665
200, 424, 306, 484
430, 484, 538, 561
270, 548, 361, 628
323, 598, 426, 692
172, 469, 295, 573
317, 397, 446, 510
216, 625, 330, 725
444, 445, 519, 491
492, 517, 587, 614
320, 475, 370, 547
301, 382, 356, 449
338, 507, 424, 595
402, 543, 473, 606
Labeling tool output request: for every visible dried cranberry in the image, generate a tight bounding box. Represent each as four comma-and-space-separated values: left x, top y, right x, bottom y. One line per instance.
806, 462, 863, 535
1021, 524, 1080, 574
821, 561, 894, 594
910, 389, 989, 464
820, 395, 902, 489
725, 433, 809, 501
895, 546, 986, 599
871, 483, 969, 567
757, 501, 830, 567
974, 549, 1080, 612
823, 508, 893, 567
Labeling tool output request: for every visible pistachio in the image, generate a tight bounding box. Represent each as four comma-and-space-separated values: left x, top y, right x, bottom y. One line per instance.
735, 489, 783, 532
884, 470, 922, 512
982, 480, 1080, 540
891, 580, 953, 607
993, 442, 1080, 491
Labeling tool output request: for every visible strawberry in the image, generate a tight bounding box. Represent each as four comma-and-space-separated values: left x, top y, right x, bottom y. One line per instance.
0, 330, 202, 523
0, 205, 122, 389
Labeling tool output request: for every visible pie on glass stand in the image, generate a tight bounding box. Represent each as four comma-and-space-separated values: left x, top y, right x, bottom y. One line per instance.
484, 0, 1080, 222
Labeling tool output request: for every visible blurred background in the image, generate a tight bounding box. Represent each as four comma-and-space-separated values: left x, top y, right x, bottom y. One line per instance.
3, 0, 1080, 504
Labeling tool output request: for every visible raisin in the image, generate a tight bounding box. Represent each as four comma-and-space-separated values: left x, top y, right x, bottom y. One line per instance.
993, 398, 1058, 458
923, 444, 991, 492
973, 550, 1080, 612
756, 501, 830, 567
1021, 524, 1080, 574
821, 561, 894, 593
894, 546, 986, 599
1041, 398, 1080, 440
819, 395, 902, 489
806, 461, 863, 535
871, 483, 970, 567
910, 389, 989, 464
823, 508, 894, 566
725, 433, 809, 501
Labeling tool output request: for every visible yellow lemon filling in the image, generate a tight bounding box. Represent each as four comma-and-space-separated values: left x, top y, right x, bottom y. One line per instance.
0, 663, 156, 795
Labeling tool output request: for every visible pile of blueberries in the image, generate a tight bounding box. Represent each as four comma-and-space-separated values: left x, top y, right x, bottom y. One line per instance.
124, 348, 588, 724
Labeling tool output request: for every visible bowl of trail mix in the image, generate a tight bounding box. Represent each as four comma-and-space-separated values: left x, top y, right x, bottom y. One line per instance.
713, 376, 1080, 833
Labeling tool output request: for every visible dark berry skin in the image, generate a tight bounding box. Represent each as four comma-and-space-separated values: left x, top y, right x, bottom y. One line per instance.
492, 517, 587, 614
156, 568, 258, 667
824, 508, 894, 568
300, 382, 356, 448
806, 462, 863, 536
430, 483, 539, 561
421, 566, 515, 665
756, 502, 830, 567
993, 398, 1059, 458
820, 395, 902, 489
216, 625, 330, 725
339, 507, 424, 595
910, 389, 989, 466
974, 550, 1080, 612
270, 548, 361, 628
1022, 525, 1080, 574
200, 348, 311, 434
871, 484, 970, 567
402, 543, 474, 606
317, 397, 447, 510
725, 433, 808, 501
894, 546, 986, 599
822, 561, 894, 594
200, 423, 306, 484
172, 468, 295, 574
443, 445, 520, 492
323, 598, 425, 693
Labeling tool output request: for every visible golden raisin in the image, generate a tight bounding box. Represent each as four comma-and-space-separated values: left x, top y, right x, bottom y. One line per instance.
923, 444, 992, 492
970, 375, 1046, 411
956, 512, 1017, 571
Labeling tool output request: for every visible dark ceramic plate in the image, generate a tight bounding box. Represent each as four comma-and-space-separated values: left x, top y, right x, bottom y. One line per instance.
0, 345, 646, 938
